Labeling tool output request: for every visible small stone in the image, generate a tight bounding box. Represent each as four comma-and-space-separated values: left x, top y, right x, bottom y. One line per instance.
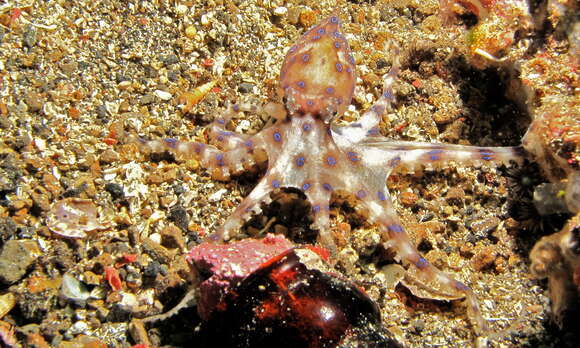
467, 216, 500, 238
99, 149, 120, 164
298, 9, 317, 28
238, 82, 255, 94
162, 54, 179, 65
23, 25, 37, 48
0, 240, 41, 284
472, 246, 497, 272
96, 104, 108, 121
400, 191, 418, 207
176, 4, 188, 16
168, 205, 189, 232
139, 94, 155, 105
105, 183, 125, 200
208, 188, 227, 202
143, 261, 162, 278
185, 25, 197, 39
118, 80, 132, 90
445, 187, 465, 204
432, 109, 453, 124
60, 61, 78, 75
67, 321, 89, 335
410, 319, 425, 334
273, 6, 288, 16
161, 224, 186, 250
154, 90, 172, 101
25, 92, 44, 112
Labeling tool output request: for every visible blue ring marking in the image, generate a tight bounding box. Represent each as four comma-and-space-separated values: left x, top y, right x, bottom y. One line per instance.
454, 281, 470, 291
416, 257, 429, 269
333, 31, 341, 38
389, 156, 401, 167
347, 151, 360, 162
217, 118, 226, 125
312, 205, 321, 213
428, 149, 444, 161
312, 35, 321, 40
377, 191, 386, 201
302, 183, 311, 191
164, 138, 178, 148
303, 123, 312, 131
307, 100, 314, 106
297, 81, 306, 88
330, 16, 339, 23
326, 156, 337, 166
232, 104, 240, 112
479, 150, 494, 161
388, 224, 403, 233
194, 143, 205, 153
323, 183, 333, 191
334, 41, 341, 49
335, 63, 343, 72
317, 28, 325, 34
215, 154, 225, 166
326, 87, 335, 94
273, 131, 282, 142
372, 105, 384, 114
382, 91, 393, 99
348, 55, 355, 64
216, 135, 224, 142
302, 54, 309, 62
244, 140, 253, 148
296, 156, 305, 167
356, 190, 367, 199
272, 180, 280, 188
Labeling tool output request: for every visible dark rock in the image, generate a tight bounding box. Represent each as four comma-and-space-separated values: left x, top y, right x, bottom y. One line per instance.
168, 205, 189, 231
0, 239, 40, 284
238, 82, 255, 94
143, 260, 162, 278
105, 183, 125, 200
0, 217, 17, 243
162, 54, 179, 65
23, 25, 37, 48
140, 94, 155, 105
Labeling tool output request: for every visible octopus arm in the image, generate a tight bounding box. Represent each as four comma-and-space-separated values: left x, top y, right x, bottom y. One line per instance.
357, 188, 489, 335
360, 139, 525, 170
334, 49, 401, 143
208, 102, 285, 151
143, 134, 266, 181
208, 176, 274, 242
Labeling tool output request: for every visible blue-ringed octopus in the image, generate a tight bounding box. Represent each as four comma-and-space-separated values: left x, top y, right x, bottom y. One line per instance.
144, 15, 524, 338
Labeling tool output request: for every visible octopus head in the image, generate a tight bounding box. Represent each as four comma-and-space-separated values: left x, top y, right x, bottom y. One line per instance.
279, 15, 356, 123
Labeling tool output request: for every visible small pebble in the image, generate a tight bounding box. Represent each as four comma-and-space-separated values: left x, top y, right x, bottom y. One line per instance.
273, 7, 288, 16
154, 90, 172, 101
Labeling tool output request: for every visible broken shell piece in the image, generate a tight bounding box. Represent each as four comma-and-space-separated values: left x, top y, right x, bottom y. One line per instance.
47, 198, 111, 238
61, 273, 91, 302
0, 293, 16, 319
